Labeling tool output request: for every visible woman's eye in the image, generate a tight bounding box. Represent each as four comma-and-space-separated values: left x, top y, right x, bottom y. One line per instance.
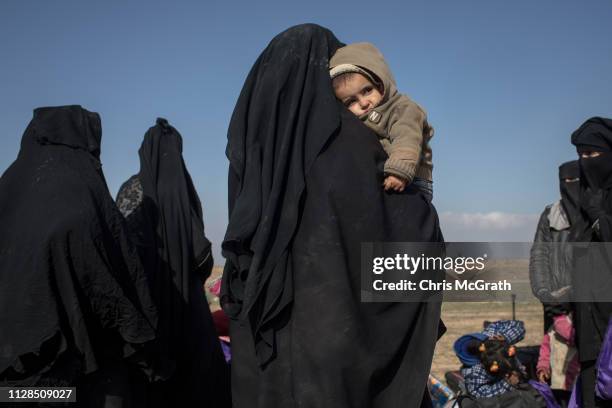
363, 87, 372, 95
344, 99, 356, 107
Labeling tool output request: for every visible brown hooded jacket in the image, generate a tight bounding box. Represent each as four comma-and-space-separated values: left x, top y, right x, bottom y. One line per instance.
330, 43, 433, 182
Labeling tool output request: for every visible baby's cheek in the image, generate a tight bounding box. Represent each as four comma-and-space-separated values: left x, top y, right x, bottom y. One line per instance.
348, 106, 362, 116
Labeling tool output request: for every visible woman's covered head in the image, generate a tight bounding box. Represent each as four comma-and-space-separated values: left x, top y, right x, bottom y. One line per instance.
571, 117, 612, 189
226, 23, 343, 175
25, 105, 102, 158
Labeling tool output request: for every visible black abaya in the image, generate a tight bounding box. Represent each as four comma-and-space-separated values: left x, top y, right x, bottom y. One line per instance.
0, 106, 158, 392
116, 118, 230, 407
222, 24, 443, 408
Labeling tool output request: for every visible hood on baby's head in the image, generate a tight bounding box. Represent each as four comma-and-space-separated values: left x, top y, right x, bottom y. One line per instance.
329, 42, 397, 102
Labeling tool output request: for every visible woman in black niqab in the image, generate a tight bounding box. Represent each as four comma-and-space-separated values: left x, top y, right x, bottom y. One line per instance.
569, 116, 612, 408
0, 106, 159, 403
116, 118, 230, 407
222, 24, 443, 408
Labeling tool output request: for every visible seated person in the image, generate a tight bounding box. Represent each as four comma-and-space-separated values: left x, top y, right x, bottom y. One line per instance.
454, 320, 526, 398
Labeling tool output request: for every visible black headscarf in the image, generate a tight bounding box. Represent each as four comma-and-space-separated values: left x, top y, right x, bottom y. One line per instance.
0, 106, 158, 386
571, 117, 612, 154
221, 24, 344, 365
559, 160, 580, 225
223, 24, 443, 407
116, 118, 229, 407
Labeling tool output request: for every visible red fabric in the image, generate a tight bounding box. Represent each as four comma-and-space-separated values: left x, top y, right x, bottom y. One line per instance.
210, 278, 222, 297
212, 309, 230, 337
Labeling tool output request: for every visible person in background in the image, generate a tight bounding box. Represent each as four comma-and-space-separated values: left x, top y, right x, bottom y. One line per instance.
537, 311, 579, 394
116, 118, 230, 408
0, 106, 161, 407
455, 320, 526, 398
530, 161, 580, 332
569, 117, 612, 407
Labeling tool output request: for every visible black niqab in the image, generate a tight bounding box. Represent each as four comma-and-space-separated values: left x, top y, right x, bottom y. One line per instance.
571, 117, 612, 237
559, 160, 580, 225
580, 153, 612, 191
223, 24, 443, 407
221, 24, 344, 365
0, 106, 158, 387
116, 118, 230, 407
572, 117, 612, 190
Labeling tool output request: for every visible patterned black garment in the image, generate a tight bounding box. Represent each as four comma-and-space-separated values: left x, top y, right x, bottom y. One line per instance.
116, 118, 230, 408
116, 174, 144, 218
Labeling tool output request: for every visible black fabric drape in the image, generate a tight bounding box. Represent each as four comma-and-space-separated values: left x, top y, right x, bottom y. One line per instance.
0, 106, 158, 388
221, 23, 345, 366
116, 118, 230, 407
223, 24, 443, 407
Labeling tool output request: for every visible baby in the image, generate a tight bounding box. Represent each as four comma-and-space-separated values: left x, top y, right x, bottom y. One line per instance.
329, 43, 434, 199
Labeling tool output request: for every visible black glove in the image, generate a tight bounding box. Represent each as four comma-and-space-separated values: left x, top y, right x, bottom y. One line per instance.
581, 188, 605, 224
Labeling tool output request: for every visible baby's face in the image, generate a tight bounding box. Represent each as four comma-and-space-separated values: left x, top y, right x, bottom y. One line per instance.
333, 73, 383, 116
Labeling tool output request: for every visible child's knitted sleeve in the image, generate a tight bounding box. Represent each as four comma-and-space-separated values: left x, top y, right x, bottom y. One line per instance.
384, 96, 426, 182
482, 320, 526, 345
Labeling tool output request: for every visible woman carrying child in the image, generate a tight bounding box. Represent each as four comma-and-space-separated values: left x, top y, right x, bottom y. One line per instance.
221, 24, 444, 408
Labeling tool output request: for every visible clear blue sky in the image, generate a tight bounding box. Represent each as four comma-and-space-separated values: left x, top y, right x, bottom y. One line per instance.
2, 0, 612, 261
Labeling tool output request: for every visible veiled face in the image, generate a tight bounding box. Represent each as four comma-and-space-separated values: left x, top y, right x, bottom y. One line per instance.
580, 151, 602, 158
332, 73, 383, 116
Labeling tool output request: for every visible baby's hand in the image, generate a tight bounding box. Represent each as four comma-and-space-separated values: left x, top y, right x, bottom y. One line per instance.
383, 175, 407, 192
